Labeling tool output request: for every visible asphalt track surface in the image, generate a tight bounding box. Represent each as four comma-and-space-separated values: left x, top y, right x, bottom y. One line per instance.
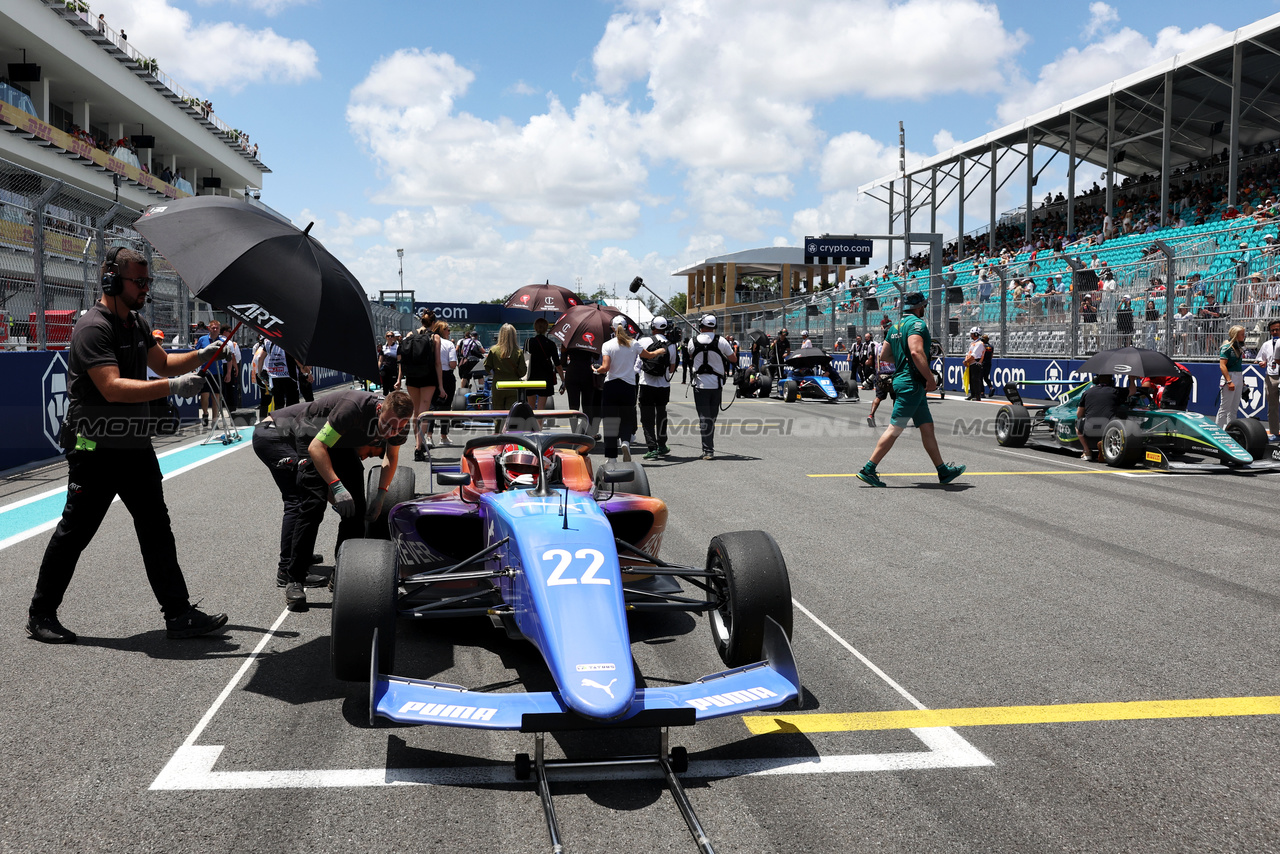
2, 384, 1278, 853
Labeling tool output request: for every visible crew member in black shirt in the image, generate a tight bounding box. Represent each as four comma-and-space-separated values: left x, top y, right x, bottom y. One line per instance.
1076, 374, 1134, 461
524, 317, 563, 409
27, 247, 228, 644
253, 388, 412, 608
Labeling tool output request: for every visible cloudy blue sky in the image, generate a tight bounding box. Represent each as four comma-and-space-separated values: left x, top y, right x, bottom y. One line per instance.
90, 0, 1280, 302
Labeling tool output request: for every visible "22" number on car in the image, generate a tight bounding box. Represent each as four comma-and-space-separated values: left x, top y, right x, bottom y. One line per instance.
543, 548, 610, 586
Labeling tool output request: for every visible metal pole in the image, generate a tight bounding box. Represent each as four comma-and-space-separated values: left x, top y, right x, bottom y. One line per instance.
1160, 72, 1173, 228
1025, 128, 1034, 245
957, 156, 966, 263
887, 182, 895, 271
31, 181, 64, 350
997, 267, 1008, 356
1106, 94, 1115, 219
1067, 113, 1076, 237
1229, 43, 1242, 208
988, 143, 997, 256
1156, 240, 1176, 356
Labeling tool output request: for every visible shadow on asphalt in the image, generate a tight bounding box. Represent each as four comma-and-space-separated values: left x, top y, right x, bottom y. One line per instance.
73, 622, 297, 659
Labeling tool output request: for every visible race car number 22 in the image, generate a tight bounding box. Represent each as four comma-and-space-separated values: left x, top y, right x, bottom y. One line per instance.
544, 548, 610, 586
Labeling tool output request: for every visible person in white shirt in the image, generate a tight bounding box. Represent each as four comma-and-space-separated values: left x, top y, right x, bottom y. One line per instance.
685, 314, 738, 460
593, 316, 663, 460
964, 327, 987, 400
425, 321, 459, 446
799, 330, 814, 349
1256, 318, 1280, 437
636, 316, 678, 460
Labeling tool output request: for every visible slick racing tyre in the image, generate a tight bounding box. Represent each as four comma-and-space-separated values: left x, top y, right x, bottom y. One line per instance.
364, 466, 415, 539
331, 539, 398, 681
994, 405, 1031, 447
706, 531, 792, 668
1101, 419, 1144, 468
452, 388, 468, 411
783, 380, 799, 403
1225, 417, 1268, 461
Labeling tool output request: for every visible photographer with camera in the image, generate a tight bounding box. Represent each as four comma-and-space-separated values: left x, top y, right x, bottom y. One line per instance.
27, 247, 228, 644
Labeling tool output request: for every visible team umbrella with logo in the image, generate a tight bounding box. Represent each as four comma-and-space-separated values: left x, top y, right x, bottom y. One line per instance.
503, 281, 581, 314
134, 195, 379, 379
1077, 346, 1181, 378
549, 303, 639, 354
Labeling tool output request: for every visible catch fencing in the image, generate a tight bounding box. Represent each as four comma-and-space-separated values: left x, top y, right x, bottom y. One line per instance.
698, 217, 1280, 363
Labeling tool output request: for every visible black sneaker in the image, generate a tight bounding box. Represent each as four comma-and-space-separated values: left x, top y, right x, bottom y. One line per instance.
310, 552, 323, 565
413, 448, 426, 462
27, 614, 77, 644
284, 582, 307, 611
165, 607, 228, 639
276, 571, 328, 588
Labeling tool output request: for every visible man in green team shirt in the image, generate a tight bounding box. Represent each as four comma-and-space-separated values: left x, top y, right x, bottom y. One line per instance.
856, 292, 966, 487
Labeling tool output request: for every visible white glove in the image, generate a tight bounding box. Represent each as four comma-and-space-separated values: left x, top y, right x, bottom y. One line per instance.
197, 341, 224, 362
168, 372, 204, 397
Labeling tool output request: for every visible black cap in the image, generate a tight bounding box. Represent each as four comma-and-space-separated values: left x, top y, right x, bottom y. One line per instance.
903, 292, 928, 307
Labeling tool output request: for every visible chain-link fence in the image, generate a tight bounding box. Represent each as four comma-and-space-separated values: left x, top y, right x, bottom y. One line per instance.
700, 217, 1280, 364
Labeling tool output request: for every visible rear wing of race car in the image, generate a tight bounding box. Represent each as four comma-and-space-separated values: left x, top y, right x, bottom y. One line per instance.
368, 618, 801, 730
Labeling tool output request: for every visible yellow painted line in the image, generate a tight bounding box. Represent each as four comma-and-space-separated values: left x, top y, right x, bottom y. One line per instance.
807, 470, 1106, 478
743, 696, 1280, 735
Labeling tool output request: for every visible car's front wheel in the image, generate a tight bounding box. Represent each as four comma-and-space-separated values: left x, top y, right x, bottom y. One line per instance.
783, 380, 799, 403
331, 539, 398, 681
1225, 417, 1268, 461
706, 531, 792, 668
994, 405, 1030, 447
1101, 419, 1144, 468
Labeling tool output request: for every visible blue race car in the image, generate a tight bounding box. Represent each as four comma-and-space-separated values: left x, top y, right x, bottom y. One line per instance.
330, 420, 799, 849
773, 349, 849, 402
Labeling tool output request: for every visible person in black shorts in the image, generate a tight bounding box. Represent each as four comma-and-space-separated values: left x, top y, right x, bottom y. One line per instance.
866, 362, 893, 428
524, 317, 563, 409
1076, 374, 1134, 461
253, 389, 412, 609
562, 348, 600, 434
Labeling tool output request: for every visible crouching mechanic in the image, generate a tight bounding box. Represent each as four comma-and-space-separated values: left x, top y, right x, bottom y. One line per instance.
856, 292, 965, 487
27, 246, 228, 644
253, 389, 412, 609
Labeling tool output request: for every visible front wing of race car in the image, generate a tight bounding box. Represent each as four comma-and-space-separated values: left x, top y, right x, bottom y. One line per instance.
370, 618, 801, 729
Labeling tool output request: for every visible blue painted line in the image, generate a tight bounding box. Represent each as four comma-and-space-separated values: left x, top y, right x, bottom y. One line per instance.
0, 428, 255, 547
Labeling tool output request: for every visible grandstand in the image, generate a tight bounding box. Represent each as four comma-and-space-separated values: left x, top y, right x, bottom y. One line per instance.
691, 12, 1280, 363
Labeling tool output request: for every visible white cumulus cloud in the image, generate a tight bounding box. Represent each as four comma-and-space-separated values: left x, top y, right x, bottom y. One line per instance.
89, 0, 319, 93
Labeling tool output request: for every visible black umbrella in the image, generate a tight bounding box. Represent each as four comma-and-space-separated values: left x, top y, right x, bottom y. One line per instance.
1077, 346, 1180, 378
134, 196, 379, 379
745, 328, 769, 344
549, 304, 639, 354
785, 348, 832, 369
505, 282, 581, 313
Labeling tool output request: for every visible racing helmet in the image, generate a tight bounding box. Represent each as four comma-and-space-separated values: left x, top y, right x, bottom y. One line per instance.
498, 443, 542, 489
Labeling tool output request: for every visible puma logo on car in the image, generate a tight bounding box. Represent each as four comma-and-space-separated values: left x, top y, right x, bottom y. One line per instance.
582, 678, 617, 698
685, 686, 778, 711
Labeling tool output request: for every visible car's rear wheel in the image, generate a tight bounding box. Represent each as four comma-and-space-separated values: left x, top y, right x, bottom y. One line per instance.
783, 380, 798, 403
364, 466, 415, 539
994, 405, 1031, 447
1101, 419, 1144, 468
706, 531, 792, 668
451, 388, 467, 411
331, 539, 398, 681
1225, 417, 1268, 460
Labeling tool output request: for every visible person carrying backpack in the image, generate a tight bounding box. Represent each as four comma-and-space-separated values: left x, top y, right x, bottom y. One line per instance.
637, 316, 678, 459
457, 330, 485, 389
400, 309, 443, 461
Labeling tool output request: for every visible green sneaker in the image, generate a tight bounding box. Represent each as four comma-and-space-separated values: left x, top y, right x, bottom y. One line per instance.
855, 467, 885, 487
643, 450, 660, 460
937, 462, 966, 484
658, 445, 671, 455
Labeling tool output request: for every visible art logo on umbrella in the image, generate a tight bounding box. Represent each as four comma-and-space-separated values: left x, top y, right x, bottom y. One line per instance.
227, 302, 284, 338
582, 332, 595, 346
1112, 363, 1132, 374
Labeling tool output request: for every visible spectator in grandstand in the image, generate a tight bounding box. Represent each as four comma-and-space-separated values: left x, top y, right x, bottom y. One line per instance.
1115, 296, 1135, 347
1174, 302, 1193, 353
1256, 318, 1280, 438
1217, 325, 1247, 426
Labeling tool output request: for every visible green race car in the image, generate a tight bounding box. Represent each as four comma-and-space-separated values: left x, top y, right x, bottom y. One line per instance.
994, 380, 1278, 472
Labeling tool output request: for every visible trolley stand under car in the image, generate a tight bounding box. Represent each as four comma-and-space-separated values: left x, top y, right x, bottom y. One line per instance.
198, 376, 243, 446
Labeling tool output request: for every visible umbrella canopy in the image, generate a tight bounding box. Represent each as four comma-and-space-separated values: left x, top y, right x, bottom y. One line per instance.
785, 348, 832, 368
745, 328, 769, 345
1077, 346, 1181, 378
505, 282, 581, 313
134, 196, 378, 379
550, 304, 639, 354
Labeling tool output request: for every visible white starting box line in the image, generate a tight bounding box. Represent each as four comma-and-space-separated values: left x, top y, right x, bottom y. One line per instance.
151, 600, 991, 791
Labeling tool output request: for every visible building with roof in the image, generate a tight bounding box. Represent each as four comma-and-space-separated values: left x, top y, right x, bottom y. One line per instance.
673, 246, 856, 310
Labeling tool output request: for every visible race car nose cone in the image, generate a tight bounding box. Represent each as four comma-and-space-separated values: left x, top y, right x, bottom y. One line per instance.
563, 669, 637, 720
